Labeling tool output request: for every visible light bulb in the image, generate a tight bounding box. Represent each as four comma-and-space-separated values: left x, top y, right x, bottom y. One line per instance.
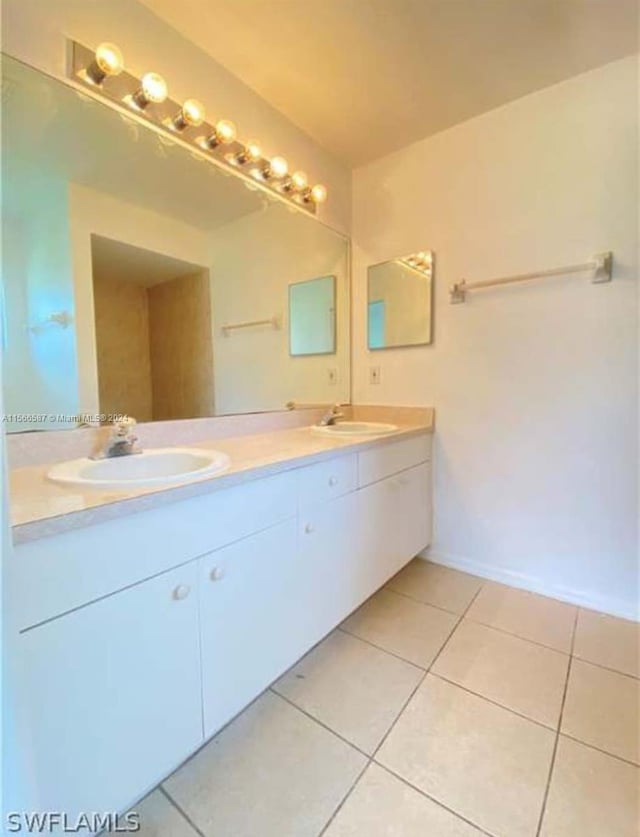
205, 119, 237, 148
291, 171, 308, 190
87, 42, 124, 84
263, 156, 288, 179
305, 183, 327, 203
132, 72, 168, 108
234, 139, 262, 164
172, 98, 206, 130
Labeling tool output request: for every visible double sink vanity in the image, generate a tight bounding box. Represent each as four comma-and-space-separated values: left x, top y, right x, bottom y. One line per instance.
2, 49, 436, 828
6, 407, 434, 821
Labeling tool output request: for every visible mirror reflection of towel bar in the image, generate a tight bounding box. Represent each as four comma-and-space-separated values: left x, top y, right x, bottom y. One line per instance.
221, 316, 280, 336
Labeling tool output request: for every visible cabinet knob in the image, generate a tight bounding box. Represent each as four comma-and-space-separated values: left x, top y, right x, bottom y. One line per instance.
328, 476, 338, 487
210, 566, 225, 582
304, 522, 315, 534
172, 584, 191, 601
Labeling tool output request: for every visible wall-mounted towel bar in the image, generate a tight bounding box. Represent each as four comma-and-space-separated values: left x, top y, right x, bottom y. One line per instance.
221, 316, 280, 336
450, 251, 613, 304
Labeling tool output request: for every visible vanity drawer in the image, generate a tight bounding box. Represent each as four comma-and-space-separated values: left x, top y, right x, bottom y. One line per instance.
358, 434, 431, 487
296, 453, 357, 509
8, 471, 297, 631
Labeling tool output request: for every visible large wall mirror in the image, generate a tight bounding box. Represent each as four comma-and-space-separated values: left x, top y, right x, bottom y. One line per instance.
1, 55, 350, 432
367, 251, 434, 350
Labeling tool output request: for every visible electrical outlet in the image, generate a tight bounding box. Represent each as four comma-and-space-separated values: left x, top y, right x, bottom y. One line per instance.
370, 366, 381, 385
328, 368, 338, 385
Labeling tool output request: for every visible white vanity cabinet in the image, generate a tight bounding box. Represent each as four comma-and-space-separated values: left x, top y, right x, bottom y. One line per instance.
8, 432, 432, 825
12, 563, 202, 821
199, 519, 305, 737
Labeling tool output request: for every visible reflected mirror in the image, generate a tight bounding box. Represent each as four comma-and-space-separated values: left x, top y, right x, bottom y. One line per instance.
1, 55, 350, 432
289, 276, 335, 356
367, 251, 434, 349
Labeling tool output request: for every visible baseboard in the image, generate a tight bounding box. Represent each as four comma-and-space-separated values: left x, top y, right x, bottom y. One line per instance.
420, 549, 639, 622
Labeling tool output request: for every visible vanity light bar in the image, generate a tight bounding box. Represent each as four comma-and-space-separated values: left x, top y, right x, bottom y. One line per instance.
69, 41, 328, 213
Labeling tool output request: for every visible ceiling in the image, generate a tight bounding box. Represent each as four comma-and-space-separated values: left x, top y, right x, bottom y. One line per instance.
91, 235, 205, 287
140, 0, 638, 165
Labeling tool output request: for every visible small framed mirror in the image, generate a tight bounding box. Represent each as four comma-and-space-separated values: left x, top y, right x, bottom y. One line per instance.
367, 251, 434, 349
289, 275, 336, 356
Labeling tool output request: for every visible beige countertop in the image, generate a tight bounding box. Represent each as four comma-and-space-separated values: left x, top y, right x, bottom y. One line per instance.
10, 414, 433, 544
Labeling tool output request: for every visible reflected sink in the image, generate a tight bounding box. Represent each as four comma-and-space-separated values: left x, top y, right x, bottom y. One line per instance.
47, 447, 231, 491
312, 421, 398, 437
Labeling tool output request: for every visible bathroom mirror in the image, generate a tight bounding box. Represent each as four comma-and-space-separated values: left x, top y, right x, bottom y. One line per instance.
289, 275, 336, 356
1, 54, 350, 431
367, 251, 434, 349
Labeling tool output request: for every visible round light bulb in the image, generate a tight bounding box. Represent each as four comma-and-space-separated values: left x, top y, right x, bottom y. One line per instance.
310, 183, 328, 204
180, 98, 205, 127
140, 72, 168, 104
268, 156, 288, 178
291, 171, 308, 191
95, 42, 124, 77
244, 139, 262, 162
215, 119, 237, 144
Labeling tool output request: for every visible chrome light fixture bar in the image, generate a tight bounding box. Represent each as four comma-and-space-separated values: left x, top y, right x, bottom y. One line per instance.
68, 41, 328, 214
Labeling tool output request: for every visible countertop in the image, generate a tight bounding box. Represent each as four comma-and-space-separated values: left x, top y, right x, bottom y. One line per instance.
10, 416, 433, 544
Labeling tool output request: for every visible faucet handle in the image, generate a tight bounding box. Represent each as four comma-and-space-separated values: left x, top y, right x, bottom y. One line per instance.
112, 415, 137, 439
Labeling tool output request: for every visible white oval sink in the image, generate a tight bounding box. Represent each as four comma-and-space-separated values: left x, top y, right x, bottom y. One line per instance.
47, 447, 230, 491
312, 421, 398, 436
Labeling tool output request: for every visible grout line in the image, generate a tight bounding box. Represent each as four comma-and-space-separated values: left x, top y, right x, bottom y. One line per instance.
336, 625, 428, 671
462, 615, 573, 657
159, 785, 207, 837
383, 584, 466, 618
371, 762, 498, 837
270, 688, 372, 760
556, 732, 640, 769
534, 606, 579, 837
369, 581, 486, 762
317, 759, 371, 836
570, 655, 640, 682
428, 672, 559, 733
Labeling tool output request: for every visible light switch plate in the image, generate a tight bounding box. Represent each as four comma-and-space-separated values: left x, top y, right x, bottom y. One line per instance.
370, 366, 381, 385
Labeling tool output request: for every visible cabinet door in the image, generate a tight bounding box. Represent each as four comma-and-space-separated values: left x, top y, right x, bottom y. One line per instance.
357, 462, 432, 595
200, 519, 306, 738
12, 563, 202, 821
298, 491, 362, 640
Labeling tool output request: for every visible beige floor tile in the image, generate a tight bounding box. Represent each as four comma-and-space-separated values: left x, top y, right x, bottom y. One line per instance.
432, 619, 569, 727
466, 581, 576, 652
273, 630, 423, 754
386, 560, 483, 614
561, 659, 639, 763
540, 736, 640, 837
128, 790, 196, 836
324, 763, 483, 837
164, 691, 365, 837
341, 588, 458, 668
377, 675, 555, 837
574, 609, 640, 678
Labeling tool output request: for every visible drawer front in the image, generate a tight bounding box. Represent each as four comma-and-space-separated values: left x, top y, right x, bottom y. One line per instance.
8, 471, 297, 631
358, 434, 431, 487
296, 454, 357, 510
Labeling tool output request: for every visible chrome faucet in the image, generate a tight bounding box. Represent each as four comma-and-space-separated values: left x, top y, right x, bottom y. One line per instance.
317, 403, 345, 427
93, 416, 141, 459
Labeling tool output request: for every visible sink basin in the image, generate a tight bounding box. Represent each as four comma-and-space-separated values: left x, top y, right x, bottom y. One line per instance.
47, 447, 231, 491
312, 421, 398, 436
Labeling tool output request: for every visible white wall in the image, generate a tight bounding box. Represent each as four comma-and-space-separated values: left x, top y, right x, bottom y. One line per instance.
353, 57, 639, 619
1, 0, 350, 234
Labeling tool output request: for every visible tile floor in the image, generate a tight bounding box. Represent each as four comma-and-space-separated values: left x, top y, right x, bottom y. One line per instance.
130, 560, 640, 837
